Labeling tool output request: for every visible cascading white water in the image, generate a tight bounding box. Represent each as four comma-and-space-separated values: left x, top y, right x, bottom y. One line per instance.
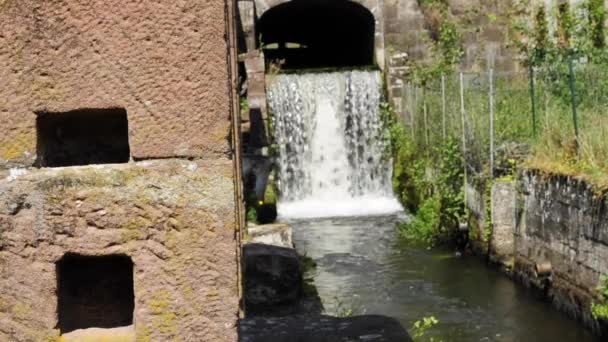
267, 70, 403, 219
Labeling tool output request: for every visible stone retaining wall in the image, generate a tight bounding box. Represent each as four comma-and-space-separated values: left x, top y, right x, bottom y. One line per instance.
465, 170, 608, 336
515, 170, 608, 334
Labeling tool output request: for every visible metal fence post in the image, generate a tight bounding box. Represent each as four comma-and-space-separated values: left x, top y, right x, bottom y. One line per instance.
460, 72, 468, 207
407, 82, 416, 139
423, 91, 429, 149
528, 64, 537, 137
412, 85, 418, 139
442, 74, 447, 141
489, 69, 495, 181
567, 58, 580, 155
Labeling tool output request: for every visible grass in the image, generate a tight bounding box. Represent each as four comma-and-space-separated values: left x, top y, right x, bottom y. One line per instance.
409, 64, 608, 190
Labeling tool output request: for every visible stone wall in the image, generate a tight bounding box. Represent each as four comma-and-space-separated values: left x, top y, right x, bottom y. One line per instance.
515, 171, 608, 334
464, 179, 516, 264
384, 0, 521, 121
0, 160, 239, 341
0, 0, 233, 168
0, 0, 242, 341
489, 180, 516, 266
464, 181, 489, 254
464, 170, 608, 335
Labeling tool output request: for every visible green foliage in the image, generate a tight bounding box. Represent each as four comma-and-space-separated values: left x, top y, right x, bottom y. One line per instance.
240, 97, 249, 118
411, 316, 443, 342
592, 274, 608, 320
332, 296, 361, 318
531, 4, 551, 65
483, 179, 493, 243
299, 254, 318, 298
556, 1, 576, 51
512, 0, 607, 65
581, 0, 607, 63
402, 195, 441, 245
383, 99, 464, 245
246, 206, 258, 223
434, 137, 465, 231
410, 1, 464, 85
586, 0, 606, 49
381, 102, 422, 211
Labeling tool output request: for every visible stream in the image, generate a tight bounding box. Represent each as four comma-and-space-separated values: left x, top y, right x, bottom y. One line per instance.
290, 215, 600, 342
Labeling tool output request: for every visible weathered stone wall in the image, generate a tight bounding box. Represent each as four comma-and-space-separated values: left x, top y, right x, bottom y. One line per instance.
384, 0, 521, 120
384, 0, 521, 71
0, 1, 242, 341
463, 171, 608, 334
0, 0, 233, 168
464, 181, 489, 254
0, 160, 239, 341
465, 179, 516, 265
490, 180, 516, 266
514, 171, 608, 334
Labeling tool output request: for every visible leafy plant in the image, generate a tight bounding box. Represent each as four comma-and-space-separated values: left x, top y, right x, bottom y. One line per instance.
385, 99, 464, 245
591, 274, 608, 320
402, 195, 441, 245
409, 0, 464, 86
411, 315, 443, 342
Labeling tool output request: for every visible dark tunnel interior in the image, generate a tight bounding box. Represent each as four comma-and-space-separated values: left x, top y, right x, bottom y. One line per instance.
258, 0, 376, 69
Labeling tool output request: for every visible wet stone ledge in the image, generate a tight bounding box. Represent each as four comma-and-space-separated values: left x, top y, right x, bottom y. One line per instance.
239, 315, 412, 342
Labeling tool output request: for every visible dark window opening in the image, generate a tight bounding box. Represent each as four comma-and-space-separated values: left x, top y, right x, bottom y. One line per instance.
36, 108, 130, 167
57, 254, 135, 334
258, 0, 375, 69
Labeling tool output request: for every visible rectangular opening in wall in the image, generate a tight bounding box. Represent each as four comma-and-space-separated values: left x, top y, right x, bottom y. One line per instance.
36, 108, 130, 167
57, 254, 135, 334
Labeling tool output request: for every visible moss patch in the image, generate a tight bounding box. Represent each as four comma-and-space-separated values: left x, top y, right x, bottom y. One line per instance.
0, 131, 34, 160
149, 290, 178, 336
525, 157, 608, 192
12, 302, 31, 320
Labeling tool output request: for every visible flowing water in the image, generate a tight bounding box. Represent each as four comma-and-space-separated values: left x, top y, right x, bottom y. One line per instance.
268, 70, 599, 340
291, 216, 600, 342
267, 70, 402, 219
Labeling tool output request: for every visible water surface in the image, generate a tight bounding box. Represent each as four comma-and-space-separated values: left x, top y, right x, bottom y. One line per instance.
291, 215, 600, 342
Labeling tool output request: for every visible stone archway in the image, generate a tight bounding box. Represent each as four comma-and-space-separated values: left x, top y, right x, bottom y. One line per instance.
257, 0, 378, 69
239, 0, 385, 69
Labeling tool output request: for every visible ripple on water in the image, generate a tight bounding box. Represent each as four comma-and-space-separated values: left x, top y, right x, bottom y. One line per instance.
291, 215, 601, 342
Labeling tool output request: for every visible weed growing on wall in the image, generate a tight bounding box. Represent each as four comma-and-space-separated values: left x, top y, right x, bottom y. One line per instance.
410, 0, 464, 85
592, 274, 608, 320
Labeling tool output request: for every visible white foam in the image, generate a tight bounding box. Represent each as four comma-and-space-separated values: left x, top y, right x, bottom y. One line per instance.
278, 196, 403, 220
268, 70, 403, 220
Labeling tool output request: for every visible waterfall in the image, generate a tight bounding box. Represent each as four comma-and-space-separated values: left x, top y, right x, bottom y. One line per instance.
267, 70, 403, 219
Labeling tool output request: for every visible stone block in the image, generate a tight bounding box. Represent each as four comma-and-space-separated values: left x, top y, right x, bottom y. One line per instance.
243, 243, 302, 307
239, 315, 413, 342
490, 181, 516, 264
247, 223, 293, 248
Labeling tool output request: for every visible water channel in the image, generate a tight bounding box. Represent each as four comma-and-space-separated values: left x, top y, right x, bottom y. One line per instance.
267, 69, 600, 341
290, 215, 600, 342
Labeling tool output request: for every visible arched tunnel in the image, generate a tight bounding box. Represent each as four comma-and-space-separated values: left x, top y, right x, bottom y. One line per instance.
258, 0, 376, 69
